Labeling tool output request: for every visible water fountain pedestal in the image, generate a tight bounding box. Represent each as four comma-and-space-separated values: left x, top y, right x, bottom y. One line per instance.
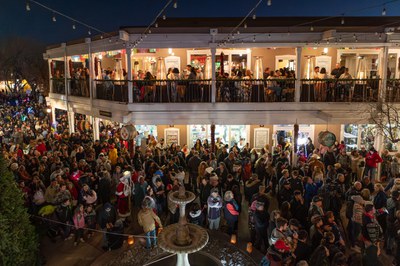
158, 186, 209, 266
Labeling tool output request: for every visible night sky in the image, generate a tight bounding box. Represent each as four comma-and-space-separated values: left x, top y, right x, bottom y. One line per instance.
1, 0, 400, 45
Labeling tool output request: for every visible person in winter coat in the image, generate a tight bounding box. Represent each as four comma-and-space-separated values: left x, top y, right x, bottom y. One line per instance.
84, 204, 96, 238
188, 203, 204, 226
97, 202, 117, 249
254, 199, 270, 252
364, 147, 383, 183
351, 194, 365, 250
290, 191, 308, 228
138, 197, 163, 249
56, 198, 73, 240
207, 188, 223, 230
223, 191, 240, 235
373, 183, 387, 233
73, 204, 86, 246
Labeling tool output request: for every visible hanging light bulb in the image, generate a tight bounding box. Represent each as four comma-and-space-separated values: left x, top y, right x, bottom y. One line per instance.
310, 26, 314, 31
341, 17, 345, 25
244, 23, 247, 29
144, 34, 148, 38
353, 34, 356, 39
237, 30, 240, 35
162, 14, 166, 20
155, 22, 158, 28
148, 29, 152, 34
252, 14, 256, 20
88, 29, 91, 35
382, 7, 386, 16
253, 35, 256, 42
268, 33, 271, 38
52, 14, 57, 22
339, 35, 342, 42
72, 24, 76, 30
100, 35, 104, 39
379, 33, 382, 40
173, 1, 178, 8
26, 1, 31, 11
267, 0, 272, 6
355, 37, 358, 42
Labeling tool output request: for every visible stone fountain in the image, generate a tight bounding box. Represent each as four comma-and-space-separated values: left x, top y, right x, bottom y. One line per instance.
158, 185, 209, 266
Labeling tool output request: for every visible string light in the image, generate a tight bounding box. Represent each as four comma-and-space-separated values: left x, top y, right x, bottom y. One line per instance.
310, 26, 314, 31
72, 24, 76, 30
244, 23, 247, 29
52, 13, 56, 22
173, 1, 178, 8
353, 34, 356, 39
88, 29, 91, 35
267, 0, 272, 6
155, 22, 158, 28
253, 35, 256, 42
252, 14, 256, 20
379, 33, 382, 40
148, 29, 152, 34
237, 30, 240, 35
382, 7, 386, 16
339, 35, 342, 42
26, 1, 31, 11
341, 17, 345, 25
162, 14, 166, 20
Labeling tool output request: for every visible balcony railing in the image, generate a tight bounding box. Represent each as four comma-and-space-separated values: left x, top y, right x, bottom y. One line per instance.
68, 78, 90, 98
300, 78, 380, 103
96, 79, 212, 103
386, 79, 400, 102
51, 78, 65, 94
216, 78, 295, 102
51, 77, 393, 104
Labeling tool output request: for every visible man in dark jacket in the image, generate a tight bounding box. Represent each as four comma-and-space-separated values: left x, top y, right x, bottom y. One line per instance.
290, 191, 308, 228
278, 180, 293, 207
288, 170, 304, 195
294, 230, 312, 264
187, 151, 201, 192
323, 147, 336, 169
55, 198, 73, 240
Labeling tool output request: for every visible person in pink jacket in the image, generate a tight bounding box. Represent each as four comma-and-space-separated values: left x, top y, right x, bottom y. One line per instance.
364, 147, 383, 183
73, 204, 86, 246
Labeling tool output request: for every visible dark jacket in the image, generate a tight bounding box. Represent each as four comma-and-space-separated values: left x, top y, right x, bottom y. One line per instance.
294, 241, 312, 264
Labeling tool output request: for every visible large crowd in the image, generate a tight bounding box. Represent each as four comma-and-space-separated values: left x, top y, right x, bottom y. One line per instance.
2, 90, 400, 266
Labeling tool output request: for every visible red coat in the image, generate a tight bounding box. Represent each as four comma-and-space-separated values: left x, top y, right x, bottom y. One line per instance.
36, 143, 47, 155
365, 151, 383, 168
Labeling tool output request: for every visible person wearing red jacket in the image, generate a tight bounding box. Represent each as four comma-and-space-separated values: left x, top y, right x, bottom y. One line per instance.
364, 147, 383, 183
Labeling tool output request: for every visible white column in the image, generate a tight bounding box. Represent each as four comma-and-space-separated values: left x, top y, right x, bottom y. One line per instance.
127, 48, 133, 103
92, 116, 100, 141
87, 38, 94, 102
48, 60, 53, 93
375, 131, 384, 182
176, 253, 190, 266
211, 47, 216, 103
295, 47, 302, 102
51, 107, 56, 126
380, 46, 389, 101
68, 111, 75, 134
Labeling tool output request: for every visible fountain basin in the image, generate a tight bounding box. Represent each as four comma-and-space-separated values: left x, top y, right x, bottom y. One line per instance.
149, 251, 223, 266
158, 224, 209, 254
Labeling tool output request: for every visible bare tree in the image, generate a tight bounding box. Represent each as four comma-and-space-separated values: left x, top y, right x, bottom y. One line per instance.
369, 100, 400, 145
0, 37, 48, 95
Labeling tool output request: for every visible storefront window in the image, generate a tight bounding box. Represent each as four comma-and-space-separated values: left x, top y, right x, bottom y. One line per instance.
360, 124, 376, 149
188, 125, 248, 149
135, 125, 157, 145
343, 124, 358, 152
273, 125, 314, 151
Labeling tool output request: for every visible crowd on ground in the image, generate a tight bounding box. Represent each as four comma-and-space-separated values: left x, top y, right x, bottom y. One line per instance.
3, 90, 400, 266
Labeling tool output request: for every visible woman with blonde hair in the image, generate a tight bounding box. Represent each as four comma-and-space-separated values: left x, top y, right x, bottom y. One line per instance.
197, 161, 208, 187
312, 166, 324, 183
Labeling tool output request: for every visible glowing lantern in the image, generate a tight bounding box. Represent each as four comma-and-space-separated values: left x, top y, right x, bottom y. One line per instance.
230, 234, 237, 244
128, 235, 134, 245
246, 242, 253, 253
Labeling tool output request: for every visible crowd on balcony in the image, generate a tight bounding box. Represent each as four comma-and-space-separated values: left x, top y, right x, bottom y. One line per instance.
2, 90, 400, 265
